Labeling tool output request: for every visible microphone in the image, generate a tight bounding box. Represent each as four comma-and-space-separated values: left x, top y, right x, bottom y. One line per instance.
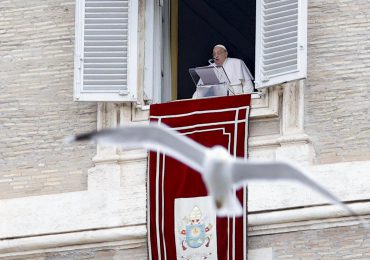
208, 58, 234, 95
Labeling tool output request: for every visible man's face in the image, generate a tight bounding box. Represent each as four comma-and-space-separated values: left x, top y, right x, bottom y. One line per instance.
213, 47, 228, 66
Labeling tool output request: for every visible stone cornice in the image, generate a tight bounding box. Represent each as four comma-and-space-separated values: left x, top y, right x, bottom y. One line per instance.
0, 225, 146, 258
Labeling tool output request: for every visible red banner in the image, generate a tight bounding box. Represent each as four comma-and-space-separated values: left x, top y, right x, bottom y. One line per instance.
148, 94, 251, 260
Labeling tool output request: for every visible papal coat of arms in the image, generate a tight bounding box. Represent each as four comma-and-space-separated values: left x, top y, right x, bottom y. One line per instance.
175, 197, 217, 260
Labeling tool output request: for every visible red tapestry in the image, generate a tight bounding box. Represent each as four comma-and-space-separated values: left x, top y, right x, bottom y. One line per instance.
148, 94, 251, 260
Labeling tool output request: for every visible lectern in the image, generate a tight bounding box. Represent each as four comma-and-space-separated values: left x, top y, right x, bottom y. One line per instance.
189, 65, 231, 98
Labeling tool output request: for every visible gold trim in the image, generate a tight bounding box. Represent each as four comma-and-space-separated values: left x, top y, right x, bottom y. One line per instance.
170, 0, 178, 100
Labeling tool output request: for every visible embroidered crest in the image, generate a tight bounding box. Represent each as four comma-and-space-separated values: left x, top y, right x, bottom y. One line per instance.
175, 197, 217, 259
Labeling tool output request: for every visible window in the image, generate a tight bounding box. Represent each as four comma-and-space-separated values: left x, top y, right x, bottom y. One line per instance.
73, 0, 307, 103
146, 0, 307, 103
74, 0, 139, 101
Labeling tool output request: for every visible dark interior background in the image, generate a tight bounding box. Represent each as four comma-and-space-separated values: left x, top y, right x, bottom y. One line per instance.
177, 0, 256, 99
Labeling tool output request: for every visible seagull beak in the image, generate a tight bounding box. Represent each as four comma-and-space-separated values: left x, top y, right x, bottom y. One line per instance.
214, 192, 243, 217
215, 199, 223, 209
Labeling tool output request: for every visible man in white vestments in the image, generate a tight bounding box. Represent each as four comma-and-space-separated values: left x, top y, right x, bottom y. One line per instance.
192, 44, 254, 99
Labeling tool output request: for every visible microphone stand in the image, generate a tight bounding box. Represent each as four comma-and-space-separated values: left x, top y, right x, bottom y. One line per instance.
208, 59, 234, 95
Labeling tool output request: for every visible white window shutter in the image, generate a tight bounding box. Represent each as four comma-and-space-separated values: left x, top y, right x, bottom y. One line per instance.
255, 0, 307, 89
74, 0, 138, 101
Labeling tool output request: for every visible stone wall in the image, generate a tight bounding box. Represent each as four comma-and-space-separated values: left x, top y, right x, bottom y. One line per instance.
5, 245, 148, 260
249, 224, 369, 259
305, 0, 370, 164
0, 0, 97, 199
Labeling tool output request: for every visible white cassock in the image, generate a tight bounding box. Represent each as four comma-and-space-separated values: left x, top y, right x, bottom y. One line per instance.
223, 58, 254, 94
193, 57, 254, 99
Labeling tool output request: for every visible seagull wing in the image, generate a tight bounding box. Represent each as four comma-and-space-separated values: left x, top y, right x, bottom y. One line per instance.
70, 124, 206, 173
230, 160, 360, 217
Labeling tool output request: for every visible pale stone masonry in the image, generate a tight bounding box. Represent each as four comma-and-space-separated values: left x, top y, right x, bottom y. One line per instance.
250, 225, 370, 260
304, 0, 370, 164
0, 0, 96, 199
5, 245, 148, 260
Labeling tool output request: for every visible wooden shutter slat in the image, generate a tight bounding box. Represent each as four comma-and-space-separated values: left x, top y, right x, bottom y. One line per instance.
85, 40, 128, 46
264, 48, 297, 60
264, 36, 297, 48
86, 13, 127, 18
265, 65, 298, 77
264, 14, 297, 26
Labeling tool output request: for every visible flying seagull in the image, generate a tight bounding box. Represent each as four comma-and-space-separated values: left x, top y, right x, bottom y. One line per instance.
67, 124, 365, 223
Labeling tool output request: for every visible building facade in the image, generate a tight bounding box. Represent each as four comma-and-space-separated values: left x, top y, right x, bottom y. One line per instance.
1, 0, 370, 259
